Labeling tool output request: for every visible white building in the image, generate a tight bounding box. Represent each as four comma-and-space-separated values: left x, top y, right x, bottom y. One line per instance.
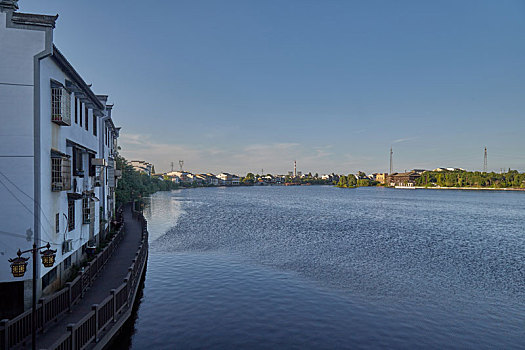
0, 0, 120, 318
130, 160, 153, 176
165, 171, 193, 183
217, 173, 240, 186
205, 173, 219, 186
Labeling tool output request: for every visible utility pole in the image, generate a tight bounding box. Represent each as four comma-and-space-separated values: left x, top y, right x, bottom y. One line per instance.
389, 147, 393, 174
483, 147, 487, 173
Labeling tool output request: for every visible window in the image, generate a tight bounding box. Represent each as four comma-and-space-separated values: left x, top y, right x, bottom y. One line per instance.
79, 101, 83, 127
51, 85, 71, 126
82, 197, 91, 224
72, 148, 84, 177
88, 154, 96, 177
85, 105, 89, 131
51, 155, 71, 191
68, 200, 75, 231
55, 213, 59, 233
93, 114, 97, 136
42, 267, 57, 290
74, 98, 78, 124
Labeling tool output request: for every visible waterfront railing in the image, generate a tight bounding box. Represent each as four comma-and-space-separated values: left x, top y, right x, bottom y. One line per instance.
45, 210, 148, 350
0, 207, 136, 350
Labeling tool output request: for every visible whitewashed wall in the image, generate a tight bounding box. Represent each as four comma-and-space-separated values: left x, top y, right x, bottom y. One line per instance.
0, 12, 45, 284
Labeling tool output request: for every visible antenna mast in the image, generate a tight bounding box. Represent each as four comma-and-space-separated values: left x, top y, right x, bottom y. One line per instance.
389, 147, 393, 174
483, 147, 487, 173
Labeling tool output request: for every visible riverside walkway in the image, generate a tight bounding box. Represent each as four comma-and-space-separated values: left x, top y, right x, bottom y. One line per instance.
25, 205, 146, 350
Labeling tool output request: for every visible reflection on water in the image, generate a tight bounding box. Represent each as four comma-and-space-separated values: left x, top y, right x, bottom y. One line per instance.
126, 187, 525, 349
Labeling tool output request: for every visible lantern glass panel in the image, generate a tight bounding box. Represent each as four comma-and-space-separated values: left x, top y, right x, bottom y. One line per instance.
10, 260, 28, 277
40, 246, 57, 268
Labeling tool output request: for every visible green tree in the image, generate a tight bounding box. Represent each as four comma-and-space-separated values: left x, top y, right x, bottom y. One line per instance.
347, 174, 357, 187
337, 175, 348, 188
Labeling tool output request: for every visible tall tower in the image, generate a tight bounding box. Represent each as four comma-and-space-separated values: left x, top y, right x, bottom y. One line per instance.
171, 162, 174, 172
294, 160, 297, 177
389, 147, 393, 174
179, 160, 184, 172
483, 147, 487, 173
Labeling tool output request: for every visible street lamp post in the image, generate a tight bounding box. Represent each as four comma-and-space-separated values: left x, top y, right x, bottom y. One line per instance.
8, 242, 56, 350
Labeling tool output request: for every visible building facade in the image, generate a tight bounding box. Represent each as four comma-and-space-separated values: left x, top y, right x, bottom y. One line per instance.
387, 172, 421, 187
130, 160, 153, 176
217, 173, 240, 186
374, 173, 388, 184
0, 0, 119, 318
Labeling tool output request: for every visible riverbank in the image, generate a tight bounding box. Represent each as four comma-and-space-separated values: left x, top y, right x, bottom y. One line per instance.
413, 186, 525, 191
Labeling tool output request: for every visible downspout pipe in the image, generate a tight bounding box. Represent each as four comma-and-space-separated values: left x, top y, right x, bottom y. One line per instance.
99, 108, 110, 238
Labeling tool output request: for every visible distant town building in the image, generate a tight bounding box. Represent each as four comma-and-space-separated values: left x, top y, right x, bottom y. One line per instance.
217, 173, 240, 186
388, 172, 421, 187
165, 171, 192, 183
206, 173, 220, 186
374, 173, 388, 184
433, 167, 465, 172
130, 160, 153, 176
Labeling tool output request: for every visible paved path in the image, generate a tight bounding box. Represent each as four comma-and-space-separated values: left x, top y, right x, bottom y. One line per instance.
35, 205, 143, 349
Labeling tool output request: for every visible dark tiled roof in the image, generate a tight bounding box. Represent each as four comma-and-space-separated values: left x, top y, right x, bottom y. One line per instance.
52, 45, 105, 110
11, 12, 58, 28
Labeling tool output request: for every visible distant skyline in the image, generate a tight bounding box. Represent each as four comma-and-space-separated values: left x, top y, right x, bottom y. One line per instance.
21, 0, 525, 174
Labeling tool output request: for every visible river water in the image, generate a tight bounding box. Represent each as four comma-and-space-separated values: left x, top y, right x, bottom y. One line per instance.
127, 186, 525, 349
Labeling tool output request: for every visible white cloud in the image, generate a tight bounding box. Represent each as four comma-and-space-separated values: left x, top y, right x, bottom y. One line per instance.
392, 137, 418, 144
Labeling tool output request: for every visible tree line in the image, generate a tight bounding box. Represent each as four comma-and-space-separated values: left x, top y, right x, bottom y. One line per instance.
336, 172, 379, 188
415, 170, 525, 188
115, 155, 179, 207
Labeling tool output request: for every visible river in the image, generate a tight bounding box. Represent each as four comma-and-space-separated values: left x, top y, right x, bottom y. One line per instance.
125, 186, 525, 349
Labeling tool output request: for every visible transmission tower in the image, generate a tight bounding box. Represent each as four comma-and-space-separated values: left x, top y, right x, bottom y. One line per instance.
483, 147, 487, 173
294, 160, 297, 177
179, 160, 184, 172
389, 147, 393, 174
171, 162, 174, 172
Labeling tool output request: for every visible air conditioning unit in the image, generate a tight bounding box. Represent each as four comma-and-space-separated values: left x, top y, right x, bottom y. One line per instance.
91, 158, 106, 167
62, 239, 73, 253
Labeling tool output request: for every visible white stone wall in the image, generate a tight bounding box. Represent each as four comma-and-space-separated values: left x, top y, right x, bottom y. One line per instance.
0, 12, 45, 284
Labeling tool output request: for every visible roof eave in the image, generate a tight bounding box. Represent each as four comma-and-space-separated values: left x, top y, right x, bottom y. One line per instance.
52, 45, 104, 110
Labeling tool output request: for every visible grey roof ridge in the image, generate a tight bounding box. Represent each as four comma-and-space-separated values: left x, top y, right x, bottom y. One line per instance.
11, 11, 58, 28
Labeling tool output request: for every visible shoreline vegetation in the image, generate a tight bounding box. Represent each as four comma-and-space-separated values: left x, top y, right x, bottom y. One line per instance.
414, 186, 525, 191
116, 155, 180, 207
336, 169, 525, 190
116, 155, 525, 205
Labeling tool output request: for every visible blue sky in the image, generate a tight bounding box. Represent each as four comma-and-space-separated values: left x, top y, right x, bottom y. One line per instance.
21, 0, 525, 174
